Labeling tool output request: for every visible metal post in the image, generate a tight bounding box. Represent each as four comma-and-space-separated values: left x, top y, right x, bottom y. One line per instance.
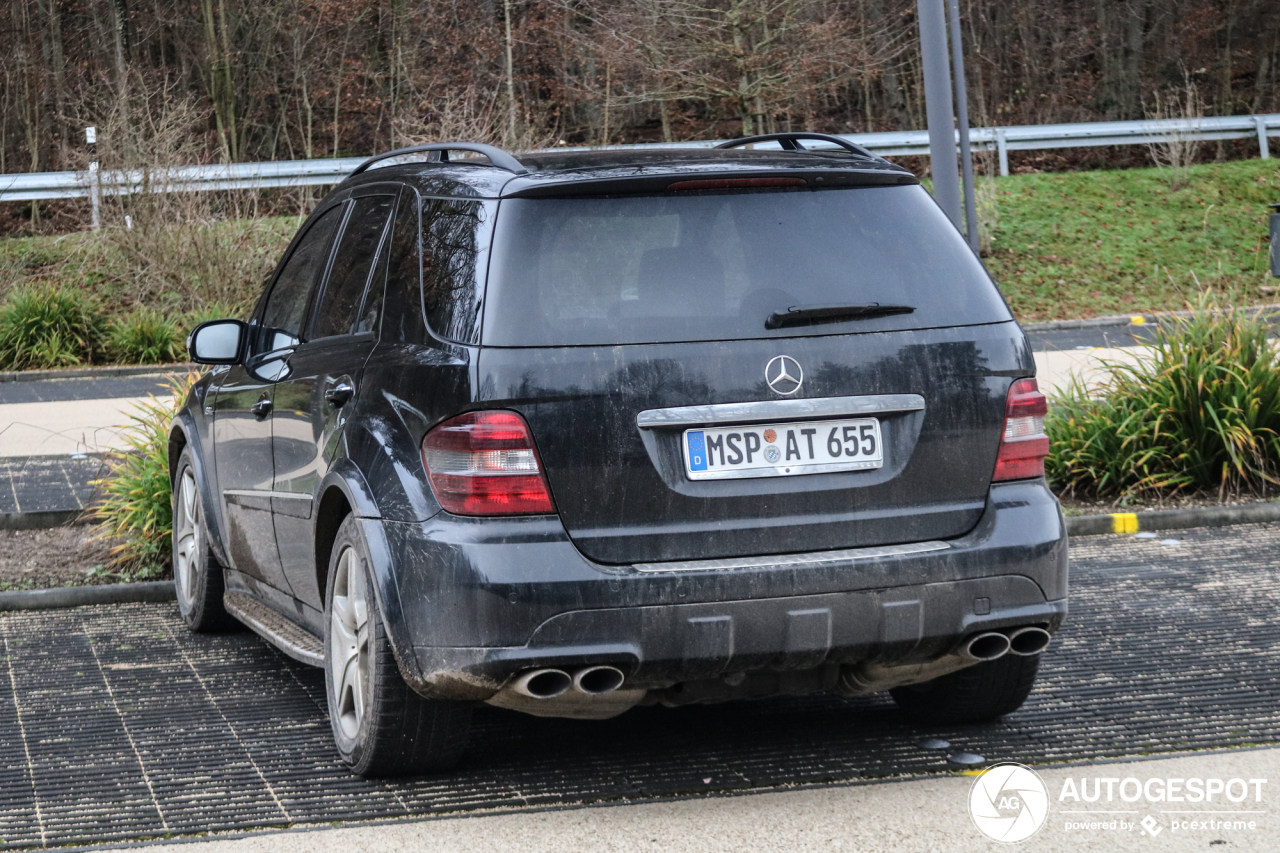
996, 129, 1009, 177
88, 162, 101, 232
917, 0, 962, 229
1257, 116, 1271, 160
85, 126, 100, 232
947, 0, 979, 252
1270, 204, 1280, 278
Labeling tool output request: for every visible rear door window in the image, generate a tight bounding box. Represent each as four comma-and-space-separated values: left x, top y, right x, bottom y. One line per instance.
482, 185, 1012, 346
311, 195, 395, 340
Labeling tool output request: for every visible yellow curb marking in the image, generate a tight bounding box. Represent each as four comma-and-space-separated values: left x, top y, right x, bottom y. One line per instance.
1130, 316, 1147, 325
1111, 512, 1140, 534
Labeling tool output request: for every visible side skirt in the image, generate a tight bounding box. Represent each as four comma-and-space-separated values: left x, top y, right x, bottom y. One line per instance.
224, 591, 324, 667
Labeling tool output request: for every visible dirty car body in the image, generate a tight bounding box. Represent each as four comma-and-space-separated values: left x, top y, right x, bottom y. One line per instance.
172, 136, 1067, 774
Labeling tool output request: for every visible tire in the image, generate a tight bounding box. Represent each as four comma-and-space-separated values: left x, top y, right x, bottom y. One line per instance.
890, 652, 1041, 725
324, 515, 472, 777
172, 447, 232, 633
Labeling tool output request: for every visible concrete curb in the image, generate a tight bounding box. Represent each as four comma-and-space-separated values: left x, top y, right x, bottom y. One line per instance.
1066, 501, 1280, 536
0, 509, 88, 530
0, 581, 174, 612
1021, 303, 1280, 333
0, 363, 195, 384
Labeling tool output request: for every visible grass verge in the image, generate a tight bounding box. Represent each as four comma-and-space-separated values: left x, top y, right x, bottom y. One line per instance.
983, 158, 1280, 320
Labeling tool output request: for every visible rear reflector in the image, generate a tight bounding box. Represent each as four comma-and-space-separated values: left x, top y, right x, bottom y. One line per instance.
993, 378, 1050, 482
667, 177, 807, 191
421, 411, 555, 515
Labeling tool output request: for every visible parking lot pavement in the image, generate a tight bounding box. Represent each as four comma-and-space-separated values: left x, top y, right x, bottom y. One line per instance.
0, 373, 176, 513
0, 454, 105, 514
177, 746, 1280, 853
2, 523, 1280, 851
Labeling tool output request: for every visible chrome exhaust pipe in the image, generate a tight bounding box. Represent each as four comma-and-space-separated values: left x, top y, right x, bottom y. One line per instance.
1007, 626, 1052, 657
962, 631, 1011, 662
511, 668, 572, 699
573, 665, 626, 695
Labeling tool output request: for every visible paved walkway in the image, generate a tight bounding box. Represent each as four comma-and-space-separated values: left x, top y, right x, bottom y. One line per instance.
176, 747, 1280, 853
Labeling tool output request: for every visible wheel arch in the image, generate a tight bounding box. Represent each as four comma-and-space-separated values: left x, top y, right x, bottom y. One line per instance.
315, 459, 425, 685
168, 414, 230, 567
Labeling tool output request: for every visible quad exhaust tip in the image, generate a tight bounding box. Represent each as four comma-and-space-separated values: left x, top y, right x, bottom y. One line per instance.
511, 666, 627, 699
573, 665, 626, 695
964, 632, 1012, 662
512, 668, 572, 699
1007, 626, 1052, 656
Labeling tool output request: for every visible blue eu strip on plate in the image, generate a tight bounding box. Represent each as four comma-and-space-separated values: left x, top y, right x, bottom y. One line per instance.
686, 430, 708, 471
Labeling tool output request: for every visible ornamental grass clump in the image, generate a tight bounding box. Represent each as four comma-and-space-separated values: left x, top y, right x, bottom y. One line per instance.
0, 286, 107, 370
106, 308, 184, 365
91, 373, 196, 578
1046, 296, 1280, 499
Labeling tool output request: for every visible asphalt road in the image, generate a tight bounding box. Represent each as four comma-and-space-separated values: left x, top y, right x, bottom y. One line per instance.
1, 523, 1279, 851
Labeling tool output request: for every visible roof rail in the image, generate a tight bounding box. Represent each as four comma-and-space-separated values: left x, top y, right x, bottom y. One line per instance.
351, 142, 529, 176
714, 132, 878, 160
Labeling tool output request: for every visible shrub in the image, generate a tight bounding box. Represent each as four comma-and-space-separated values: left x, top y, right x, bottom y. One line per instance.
1046, 296, 1280, 499
177, 301, 245, 333
107, 308, 184, 365
91, 373, 196, 578
0, 286, 107, 370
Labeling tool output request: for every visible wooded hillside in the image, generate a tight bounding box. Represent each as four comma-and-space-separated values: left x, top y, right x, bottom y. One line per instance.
3, 0, 1279, 173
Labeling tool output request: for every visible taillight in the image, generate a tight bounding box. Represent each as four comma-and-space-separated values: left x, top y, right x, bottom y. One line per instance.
420, 411, 555, 515
992, 378, 1050, 481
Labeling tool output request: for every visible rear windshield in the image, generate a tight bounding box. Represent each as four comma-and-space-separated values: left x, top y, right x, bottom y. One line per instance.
481, 185, 1012, 346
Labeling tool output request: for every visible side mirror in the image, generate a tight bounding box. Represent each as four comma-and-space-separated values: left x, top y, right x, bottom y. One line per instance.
188, 319, 246, 365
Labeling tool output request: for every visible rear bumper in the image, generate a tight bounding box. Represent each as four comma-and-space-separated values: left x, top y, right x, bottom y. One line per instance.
380, 479, 1067, 700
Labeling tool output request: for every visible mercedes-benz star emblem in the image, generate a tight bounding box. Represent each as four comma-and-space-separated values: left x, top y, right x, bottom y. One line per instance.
765, 355, 803, 395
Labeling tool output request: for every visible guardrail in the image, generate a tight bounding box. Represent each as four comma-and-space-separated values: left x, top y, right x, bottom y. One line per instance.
2, 113, 1277, 209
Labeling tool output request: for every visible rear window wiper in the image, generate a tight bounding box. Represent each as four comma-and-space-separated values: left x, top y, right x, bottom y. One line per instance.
765, 303, 916, 330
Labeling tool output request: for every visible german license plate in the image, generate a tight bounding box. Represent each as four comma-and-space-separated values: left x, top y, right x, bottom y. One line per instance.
683, 418, 884, 481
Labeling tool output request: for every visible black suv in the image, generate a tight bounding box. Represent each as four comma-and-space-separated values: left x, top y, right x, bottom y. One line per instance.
175, 135, 1067, 776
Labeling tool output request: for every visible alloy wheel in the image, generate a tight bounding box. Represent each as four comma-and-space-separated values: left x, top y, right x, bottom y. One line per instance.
173, 470, 201, 610
329, 547, 370, 739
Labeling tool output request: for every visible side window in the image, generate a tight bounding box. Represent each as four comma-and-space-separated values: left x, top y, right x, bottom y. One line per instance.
261, 205, 343, 352
422, 198, 492, 345
312, 195, 395, 340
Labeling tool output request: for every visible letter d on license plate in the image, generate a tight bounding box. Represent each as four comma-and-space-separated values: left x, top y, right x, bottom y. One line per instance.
683, 418, 884, 481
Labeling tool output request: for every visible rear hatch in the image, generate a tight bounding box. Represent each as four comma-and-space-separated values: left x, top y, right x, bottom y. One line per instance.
476, 182, 1032, 565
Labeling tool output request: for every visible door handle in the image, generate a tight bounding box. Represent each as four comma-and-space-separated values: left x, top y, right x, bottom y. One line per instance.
325, 382, 354, 407
251, 396, 273, 419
